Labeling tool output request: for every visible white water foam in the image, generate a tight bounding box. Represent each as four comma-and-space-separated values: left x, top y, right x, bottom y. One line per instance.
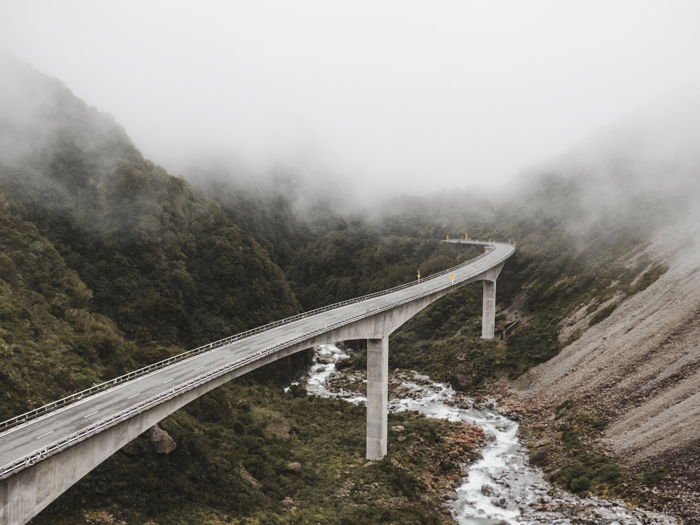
300, 344, 676, 525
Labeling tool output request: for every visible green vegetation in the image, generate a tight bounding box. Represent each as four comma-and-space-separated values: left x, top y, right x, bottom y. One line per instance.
589, 303, 617, 326
34, 381, 481, 525
642, 467, 672, 487
1, 64, 678, 524
0, 66, 491, 525
4, 160, 299, 350
0, 195, 147, 420
627, 263, 669, 294
525, 400, 629, 499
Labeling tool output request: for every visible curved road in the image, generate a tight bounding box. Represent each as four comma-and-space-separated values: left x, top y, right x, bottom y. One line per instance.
0, 240, 514, 481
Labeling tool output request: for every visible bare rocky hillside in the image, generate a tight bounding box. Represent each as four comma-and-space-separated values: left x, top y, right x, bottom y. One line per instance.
519, 217, 699, 519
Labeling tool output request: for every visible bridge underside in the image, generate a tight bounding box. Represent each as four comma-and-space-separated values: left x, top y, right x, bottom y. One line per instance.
1, 261, 505, 525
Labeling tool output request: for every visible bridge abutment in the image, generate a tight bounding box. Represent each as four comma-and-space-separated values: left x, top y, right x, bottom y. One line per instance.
366, 336, 389, 460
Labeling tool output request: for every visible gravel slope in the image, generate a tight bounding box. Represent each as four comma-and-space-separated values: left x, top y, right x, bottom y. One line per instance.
518, 221, 700, 520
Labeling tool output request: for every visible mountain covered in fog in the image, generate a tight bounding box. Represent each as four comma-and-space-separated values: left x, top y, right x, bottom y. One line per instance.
0, 60, 486, 524
188, 94, 699, 520
505, 99, 700, 521
0, 58, 300, 349
0, 59, 698, 523
204, 93, 700, 520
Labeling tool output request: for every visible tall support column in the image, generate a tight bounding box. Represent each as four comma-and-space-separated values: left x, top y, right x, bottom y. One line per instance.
481, 280, 496, 339
366, 336, 389, 460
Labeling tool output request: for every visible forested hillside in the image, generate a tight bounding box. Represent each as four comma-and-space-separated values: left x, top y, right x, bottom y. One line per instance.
0, 59, 299, 350
1, 57, 696, 524
192, 171, 664, 392
0, 195, 140, 420
0, 60, 487, 524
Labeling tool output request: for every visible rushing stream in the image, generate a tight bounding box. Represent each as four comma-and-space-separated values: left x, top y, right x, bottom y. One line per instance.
297, 344, 677, 525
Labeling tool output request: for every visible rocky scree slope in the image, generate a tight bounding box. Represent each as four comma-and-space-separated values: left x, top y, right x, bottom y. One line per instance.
508, 103, 700, 521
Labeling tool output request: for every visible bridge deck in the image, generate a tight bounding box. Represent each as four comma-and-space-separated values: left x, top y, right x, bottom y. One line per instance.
0, 240, 513, 476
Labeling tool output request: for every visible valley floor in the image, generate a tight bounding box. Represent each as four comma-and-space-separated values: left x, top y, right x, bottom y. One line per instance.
307, 344, 679, 525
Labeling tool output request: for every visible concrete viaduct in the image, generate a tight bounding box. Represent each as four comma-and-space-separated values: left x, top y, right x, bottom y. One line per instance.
0, 239, 514, 525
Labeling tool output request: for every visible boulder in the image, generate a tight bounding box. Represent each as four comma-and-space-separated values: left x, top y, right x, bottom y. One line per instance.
147, 425, 176, 455
286, 461, 302, 473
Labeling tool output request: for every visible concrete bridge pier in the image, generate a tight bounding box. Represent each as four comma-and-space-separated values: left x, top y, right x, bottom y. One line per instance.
366, 336, 389, 460
481, 280, 496, 339
480, 262, 505, 340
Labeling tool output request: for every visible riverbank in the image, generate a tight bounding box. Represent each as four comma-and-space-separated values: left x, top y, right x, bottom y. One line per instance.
303, 344, 678, 524
490, 380, 697, 524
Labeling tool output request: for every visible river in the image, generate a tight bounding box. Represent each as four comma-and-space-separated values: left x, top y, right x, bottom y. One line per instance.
296, 344, 677, 525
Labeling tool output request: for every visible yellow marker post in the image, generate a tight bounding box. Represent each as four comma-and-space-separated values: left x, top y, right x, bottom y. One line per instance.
449, 272, 455, 285
417, 269, 421, 282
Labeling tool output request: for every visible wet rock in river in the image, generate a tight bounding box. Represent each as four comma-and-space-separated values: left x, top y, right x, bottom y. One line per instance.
491, 496, 508, 508
304, 344, 679, 525
480, 484, 499, 497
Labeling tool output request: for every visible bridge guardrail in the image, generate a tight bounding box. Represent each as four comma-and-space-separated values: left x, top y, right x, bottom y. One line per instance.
0, 240, 514, 481
0, 240, 508, 435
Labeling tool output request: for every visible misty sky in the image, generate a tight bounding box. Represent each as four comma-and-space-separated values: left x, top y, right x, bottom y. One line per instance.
2, 1, 700, 195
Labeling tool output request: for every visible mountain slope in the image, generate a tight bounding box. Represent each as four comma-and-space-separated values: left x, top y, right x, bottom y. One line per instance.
501, 101, 700, 521
0, 58, 299, 350
0, 194, 141, 420
522, 226, 699, 462
0, 60, 488, 525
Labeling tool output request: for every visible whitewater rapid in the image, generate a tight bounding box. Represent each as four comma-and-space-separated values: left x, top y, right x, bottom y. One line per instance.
296, 344, 677, 525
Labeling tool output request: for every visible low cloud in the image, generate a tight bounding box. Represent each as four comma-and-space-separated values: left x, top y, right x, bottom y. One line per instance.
2, 1, 700, 199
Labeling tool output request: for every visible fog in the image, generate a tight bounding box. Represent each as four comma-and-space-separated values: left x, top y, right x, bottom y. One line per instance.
2, 1, 700, 197
508, 88, 700, 239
